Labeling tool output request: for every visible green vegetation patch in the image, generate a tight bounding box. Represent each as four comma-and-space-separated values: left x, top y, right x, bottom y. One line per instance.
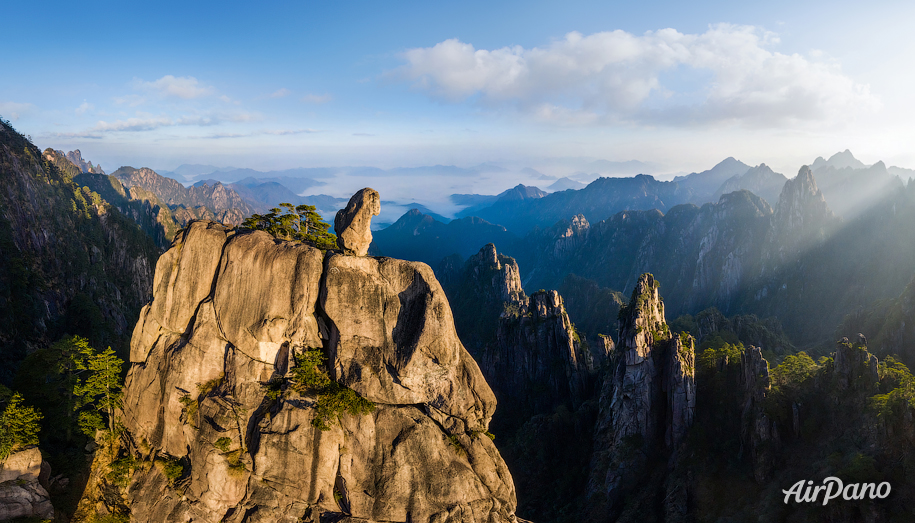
0, 391, 43, 461
289, 349, 375, 430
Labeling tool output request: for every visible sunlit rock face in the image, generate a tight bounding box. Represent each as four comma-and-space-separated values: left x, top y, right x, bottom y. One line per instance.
119, 204, 518, 522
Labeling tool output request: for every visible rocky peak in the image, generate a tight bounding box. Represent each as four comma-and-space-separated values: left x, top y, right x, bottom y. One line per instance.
65, 149, 89, 173
617, 273, 666, 362
834, 336, 879, 391
466, 243, 525, 304
588, 275, 695, 513
769, 166, 837, 259
446, 244, 593, 420
497, 184, 547, 202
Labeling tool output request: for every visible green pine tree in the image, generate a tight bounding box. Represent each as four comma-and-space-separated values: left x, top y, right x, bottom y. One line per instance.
242, 203, 336, 250
75, 346, 124, 436
0, 392, 43, 461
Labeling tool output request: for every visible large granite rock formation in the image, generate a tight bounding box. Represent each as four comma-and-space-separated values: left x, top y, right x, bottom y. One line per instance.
587, 274, 695, 519
0, 447, 54, 521
118, 217, 517, 523
334, 188, 380, 256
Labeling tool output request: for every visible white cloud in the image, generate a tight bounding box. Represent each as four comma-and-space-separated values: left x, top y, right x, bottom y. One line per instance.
87, 111, 257, 133
134, 75, 214, 99
302, 93, 333, 104
75, 101, 94, 115
270, 88, 291, 98
0, 102, 35, 121
396, 25, 879, 127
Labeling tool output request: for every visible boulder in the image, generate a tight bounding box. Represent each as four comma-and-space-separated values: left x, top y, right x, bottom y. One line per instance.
0, 447, 54, 521
334, 188, 380, 256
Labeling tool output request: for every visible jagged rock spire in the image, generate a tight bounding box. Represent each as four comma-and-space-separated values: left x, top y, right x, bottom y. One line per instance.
588, 274, 695, 514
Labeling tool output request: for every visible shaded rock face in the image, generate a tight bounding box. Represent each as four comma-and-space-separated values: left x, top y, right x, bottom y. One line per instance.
334, 188, 380, 256
587, 274, 695, 517
445, 244, 596, 420
739, 346, 778, 483
834, 336, 879, 391
768, 166, 838, 263
0, 447, 54, 521
120, 220, 516, 523
0, 126, 157, 376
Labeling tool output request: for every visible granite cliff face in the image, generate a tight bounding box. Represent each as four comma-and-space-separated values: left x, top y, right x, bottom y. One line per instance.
444, 244, 597, 420
587, 274, 695, 520
116, 219, 518, 523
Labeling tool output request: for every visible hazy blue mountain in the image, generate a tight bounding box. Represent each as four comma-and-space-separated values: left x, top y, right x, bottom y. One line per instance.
521, 167, 553, 179
497, 184, 548, 201
469, 174, 692, 234
888, 165, 915, 179
170, 164, 233, 178
813, 160, 904, 219
712, 163, 787, 207
227, 181, 306, 211
547, 177, 586, 191
453, 184, 548, 217
371, 209, 517, 265
810, 149, 868, 171
673, 157, 752, 203
234, 176, 324, 193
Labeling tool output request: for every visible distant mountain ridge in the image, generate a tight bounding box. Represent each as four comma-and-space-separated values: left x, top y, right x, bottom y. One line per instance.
470, 174, 693, 234
673, 156, 752, 203
111, 166, 255, 226
57, 149, 105, 174
712, 163, 787, 207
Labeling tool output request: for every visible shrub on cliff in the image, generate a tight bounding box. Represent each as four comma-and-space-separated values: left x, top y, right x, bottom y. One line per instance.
290, 348, 375, 430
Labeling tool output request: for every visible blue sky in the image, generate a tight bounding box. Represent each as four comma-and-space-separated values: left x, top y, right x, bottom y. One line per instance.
3, 0, 914, 178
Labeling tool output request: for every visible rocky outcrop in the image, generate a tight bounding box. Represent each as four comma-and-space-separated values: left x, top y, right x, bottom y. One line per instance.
117, 217, 517, 522
587, 274, 695, 519
334, 188, 380, 256
0, 447, 54, 521
739, 346, 778, 483
444, 244, 595, 419
768, 166, 838, 264
62, 148, 104, 174
834, 335, 879, 391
